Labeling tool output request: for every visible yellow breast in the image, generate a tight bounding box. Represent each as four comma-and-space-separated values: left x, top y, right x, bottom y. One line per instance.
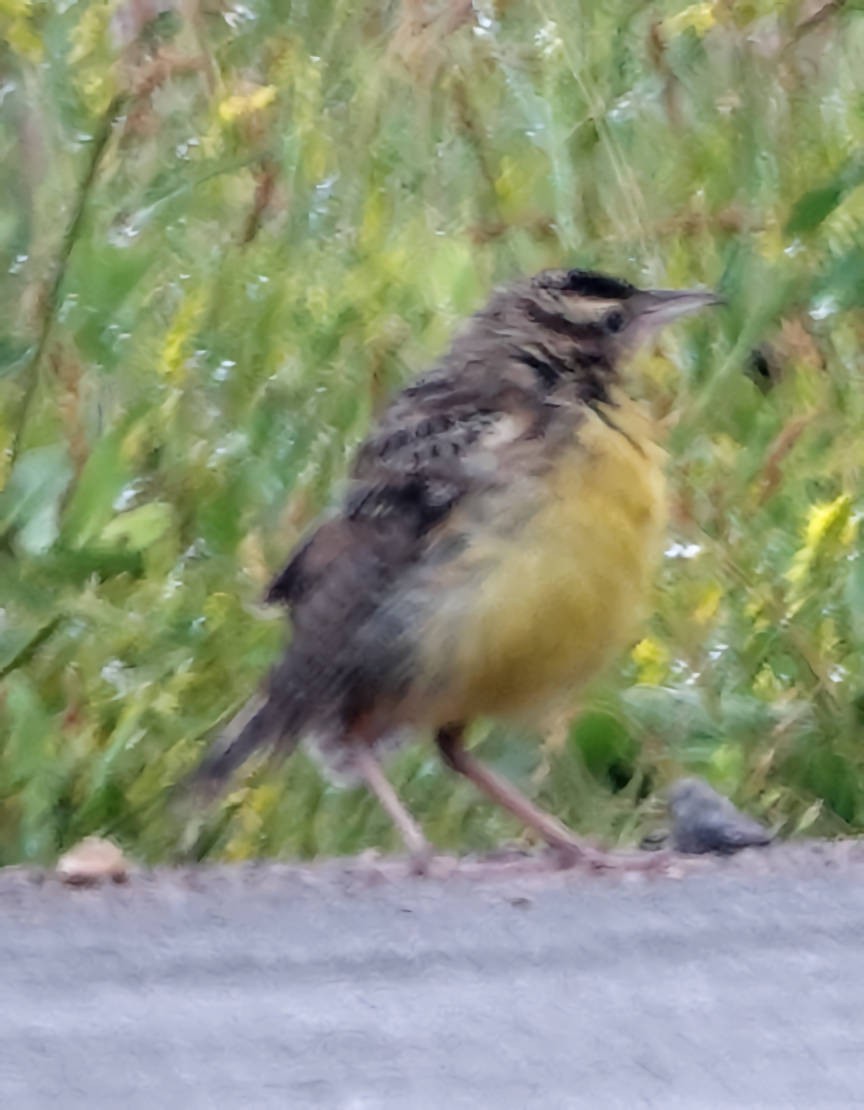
419, 396, 667, 723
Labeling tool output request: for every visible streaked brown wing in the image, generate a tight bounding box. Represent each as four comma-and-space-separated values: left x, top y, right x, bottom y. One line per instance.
352, 373, 545, 483
267, 374, 546, 614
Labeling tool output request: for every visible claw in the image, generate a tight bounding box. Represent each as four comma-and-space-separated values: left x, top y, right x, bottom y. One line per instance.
551, 839, 673, 874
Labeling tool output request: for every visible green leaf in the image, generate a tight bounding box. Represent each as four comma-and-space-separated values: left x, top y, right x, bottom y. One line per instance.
0, 446, 73, 554
96, 502, 174, 552
1, 673, 62, 862
846, 556, 864, 649
785, 160, 864, 235
0, 339, 35, 377
61, 427, 132, 547
0, 617, 63, 679
65, 243, 157, 364
817, 247, 864, 311
3, 673, 51, 781
786, 183, 847, 236
569, 709, 637, 785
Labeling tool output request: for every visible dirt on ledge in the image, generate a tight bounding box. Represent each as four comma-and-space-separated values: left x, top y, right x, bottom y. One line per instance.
2, 836, 863, 908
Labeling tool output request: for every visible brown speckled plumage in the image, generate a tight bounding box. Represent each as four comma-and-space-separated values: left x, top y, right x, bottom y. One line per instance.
190, 268, 719, 869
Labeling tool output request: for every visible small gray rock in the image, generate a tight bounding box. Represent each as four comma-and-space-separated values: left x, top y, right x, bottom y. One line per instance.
668, 777, 772, 855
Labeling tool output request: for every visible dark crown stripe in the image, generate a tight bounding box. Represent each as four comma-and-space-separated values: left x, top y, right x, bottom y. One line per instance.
564, 270, 636, 299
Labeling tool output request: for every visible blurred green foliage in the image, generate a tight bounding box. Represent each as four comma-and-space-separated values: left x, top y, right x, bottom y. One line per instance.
1, 0, 863, 866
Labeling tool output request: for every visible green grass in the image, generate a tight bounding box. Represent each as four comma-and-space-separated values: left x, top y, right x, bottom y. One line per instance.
2, 0, 864, 866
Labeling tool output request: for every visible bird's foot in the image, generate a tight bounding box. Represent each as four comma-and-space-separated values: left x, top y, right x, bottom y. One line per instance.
408, 843, 435, 877
550, 838, 673, 874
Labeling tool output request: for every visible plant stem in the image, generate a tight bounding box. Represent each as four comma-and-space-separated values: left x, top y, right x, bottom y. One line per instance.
9, 92, 128, 471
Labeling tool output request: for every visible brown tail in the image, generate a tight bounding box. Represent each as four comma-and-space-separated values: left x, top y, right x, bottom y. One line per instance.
185, 683, 307, 798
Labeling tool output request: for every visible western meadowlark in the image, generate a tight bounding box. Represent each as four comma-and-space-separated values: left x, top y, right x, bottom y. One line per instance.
191, 268, 719, 869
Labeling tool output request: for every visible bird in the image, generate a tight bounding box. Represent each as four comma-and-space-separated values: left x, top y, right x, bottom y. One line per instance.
190, 267, 720, 870
668, 778, 772, 855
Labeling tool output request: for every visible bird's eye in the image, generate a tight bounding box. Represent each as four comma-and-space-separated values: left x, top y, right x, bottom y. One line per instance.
603, 309, 625, 335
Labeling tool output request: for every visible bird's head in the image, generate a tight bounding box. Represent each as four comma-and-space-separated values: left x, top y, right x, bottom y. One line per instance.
476, 268, 721, 399
530, 267, 719, 348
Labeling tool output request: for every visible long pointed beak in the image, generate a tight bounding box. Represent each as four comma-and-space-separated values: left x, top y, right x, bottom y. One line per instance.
630, 287, 724, 326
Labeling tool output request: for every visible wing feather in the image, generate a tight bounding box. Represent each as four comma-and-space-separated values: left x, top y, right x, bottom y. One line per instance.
267, 374, 548, 615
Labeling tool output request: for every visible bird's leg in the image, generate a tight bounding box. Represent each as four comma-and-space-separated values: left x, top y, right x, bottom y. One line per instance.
435, 724, 664, 872
352, 746, 432, 874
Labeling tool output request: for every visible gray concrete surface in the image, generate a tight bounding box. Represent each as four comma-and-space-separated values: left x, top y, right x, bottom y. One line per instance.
2, 841, 864, 1108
